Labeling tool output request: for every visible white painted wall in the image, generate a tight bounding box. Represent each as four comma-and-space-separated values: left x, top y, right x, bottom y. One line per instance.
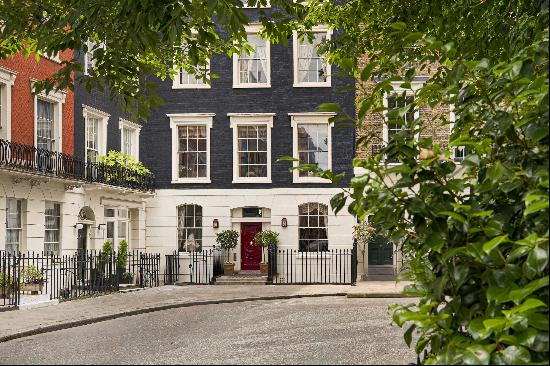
0, 172, 151, 254
145, 188, 356, 273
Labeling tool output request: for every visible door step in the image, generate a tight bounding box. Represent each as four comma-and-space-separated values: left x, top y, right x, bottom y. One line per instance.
215, 275, 268, 285
368, 265, 395, 275
366, 274, 396, 281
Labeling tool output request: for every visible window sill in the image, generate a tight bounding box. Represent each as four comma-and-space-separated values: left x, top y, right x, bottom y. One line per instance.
172, 178, 212, 184
293, 82, 331, 88
293, 177, 332, 184
172, 84, 211, 89
232, 84, 272, 89
232, 178, 272, 184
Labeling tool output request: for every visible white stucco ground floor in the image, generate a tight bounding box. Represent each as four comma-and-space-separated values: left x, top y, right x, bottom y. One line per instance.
1, 169, 403, 283
0, 170, 150, 256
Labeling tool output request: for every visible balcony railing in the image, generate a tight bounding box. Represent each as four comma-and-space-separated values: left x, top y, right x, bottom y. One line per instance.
0, 139, 155, 192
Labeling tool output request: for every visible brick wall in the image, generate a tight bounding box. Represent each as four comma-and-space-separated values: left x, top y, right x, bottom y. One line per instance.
355, 56, 450, 159
0, 50, 74, 155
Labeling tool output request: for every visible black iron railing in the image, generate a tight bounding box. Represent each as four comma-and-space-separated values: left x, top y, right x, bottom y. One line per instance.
0, 250, 161, 308
268, 243, 357, 285
164, 248, 223, 285
0, 139, 155, 192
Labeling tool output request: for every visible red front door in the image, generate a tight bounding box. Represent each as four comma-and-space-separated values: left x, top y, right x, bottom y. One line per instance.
241, 223, 262, 270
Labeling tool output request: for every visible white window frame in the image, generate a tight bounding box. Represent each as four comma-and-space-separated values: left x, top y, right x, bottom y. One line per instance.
84, 40, 106, 76
233, 24, 271, 89
5, 198, 24, 253
43, 51, 61, 63
44, 201, 61, 255
168, 113, 214, 184
118, 118, 141, 160
83, 105, 109, 163
32, 80, 66, 152
104, 207, 129, 251
292, 26, 332, 88
0, 67, 16, 141
382, 81, 423, 163
290, 112, 334, 183
177, 204, 203, 253
298, 202, 329, 252
229, 113, 274, 184
449, 104, 465, 161
172, 60, 211, 89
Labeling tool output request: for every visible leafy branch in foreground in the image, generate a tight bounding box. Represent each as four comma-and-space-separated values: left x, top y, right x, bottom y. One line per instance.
274, 1, 549, 364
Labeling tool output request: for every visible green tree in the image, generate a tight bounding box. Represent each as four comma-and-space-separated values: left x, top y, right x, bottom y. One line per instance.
269, 1, 548, 364
0, 0, 305, 120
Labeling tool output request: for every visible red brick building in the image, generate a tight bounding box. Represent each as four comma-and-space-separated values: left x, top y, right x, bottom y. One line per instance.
0, 50, 74, 154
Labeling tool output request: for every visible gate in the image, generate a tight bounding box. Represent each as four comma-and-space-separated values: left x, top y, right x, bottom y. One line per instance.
1, 251, 19, 309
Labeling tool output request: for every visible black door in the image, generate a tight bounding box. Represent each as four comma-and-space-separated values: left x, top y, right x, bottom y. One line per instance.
77, 225, 88, 279
368, 235, 393, 265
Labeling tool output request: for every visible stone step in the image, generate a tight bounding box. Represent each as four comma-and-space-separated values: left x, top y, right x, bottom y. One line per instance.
215, 275, 267, 285
366, 274, 396, 281
214, 281, 267, 285
368, 266, 395, 275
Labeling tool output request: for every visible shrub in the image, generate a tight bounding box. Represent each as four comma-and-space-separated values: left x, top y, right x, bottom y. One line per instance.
216, 229, 239, 263
21, 265, 44, 284
117, 240, 129, 268
253, 230, 279, 263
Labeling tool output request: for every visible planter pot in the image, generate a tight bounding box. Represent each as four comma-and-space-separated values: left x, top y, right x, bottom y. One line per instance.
0, 286, 13, 299
223, 263, 235, 276
117, 267, 132, 284
21, 282, 44, 295
259, 262, 269, 276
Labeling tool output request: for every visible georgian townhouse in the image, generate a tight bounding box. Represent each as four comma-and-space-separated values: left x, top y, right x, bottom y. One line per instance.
0, 50, 76, 255
0, 49, 154, 258
139, 7, 357, 279
354, 57, 461, 281
71, 42, 152, 256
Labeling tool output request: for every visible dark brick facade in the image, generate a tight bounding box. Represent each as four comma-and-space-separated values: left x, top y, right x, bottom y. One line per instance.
73, 50, 136, 162
74, 9, 356, 189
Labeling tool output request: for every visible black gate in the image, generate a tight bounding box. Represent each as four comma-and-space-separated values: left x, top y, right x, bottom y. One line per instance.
164, 248, 223, 285
1, 251, 19, 309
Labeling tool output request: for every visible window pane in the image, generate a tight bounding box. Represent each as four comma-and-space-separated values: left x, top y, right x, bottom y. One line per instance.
177, 205, 203, 252
106, 221, 115, 240
37, 99, 55, 151
178, 125, 208, 178
298, 203, 328, 252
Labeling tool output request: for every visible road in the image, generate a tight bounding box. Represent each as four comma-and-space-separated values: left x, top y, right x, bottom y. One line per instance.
0, 297, 416, 365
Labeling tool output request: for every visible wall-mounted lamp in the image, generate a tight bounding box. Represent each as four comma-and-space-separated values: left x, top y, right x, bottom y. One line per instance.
213, 219, 219, 229
97, 223, 106, 231
73, 223, 84, 230
281, 217, 288, 228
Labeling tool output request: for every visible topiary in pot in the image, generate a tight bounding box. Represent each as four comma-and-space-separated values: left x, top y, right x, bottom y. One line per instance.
117, 240, 130, 283
253, 230, 279, 275
216, 229, 239, 275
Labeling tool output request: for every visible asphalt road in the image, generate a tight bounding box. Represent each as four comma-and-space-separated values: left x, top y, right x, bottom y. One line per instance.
0, 297, 417, 365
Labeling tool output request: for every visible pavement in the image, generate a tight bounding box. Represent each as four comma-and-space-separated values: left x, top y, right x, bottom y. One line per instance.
0, 297, 417, 365
0, 281, 413, 343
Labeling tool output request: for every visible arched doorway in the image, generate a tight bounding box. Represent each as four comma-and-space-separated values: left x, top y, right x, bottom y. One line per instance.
77, 206, 95, 278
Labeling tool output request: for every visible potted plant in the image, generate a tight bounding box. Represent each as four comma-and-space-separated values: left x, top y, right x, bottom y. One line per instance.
92, 241, 114, 286
117, 240, 131, 284
0, 273, 15, 299
20, 265, 45, 294
122, 271, 134, 283
216, 229, 239, 276
253, 229, 279, 275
